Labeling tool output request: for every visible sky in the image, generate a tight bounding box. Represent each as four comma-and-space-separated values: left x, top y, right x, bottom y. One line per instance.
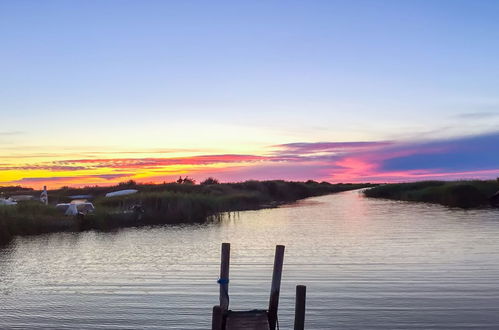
1, 0, 498, 188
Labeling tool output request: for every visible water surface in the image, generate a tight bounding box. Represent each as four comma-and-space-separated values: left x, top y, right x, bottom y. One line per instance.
1, 190, 499, 329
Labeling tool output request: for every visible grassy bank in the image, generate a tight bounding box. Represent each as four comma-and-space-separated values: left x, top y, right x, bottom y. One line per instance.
0, 201, 80, 244
364, 180, 499, 208
1, 180, 373, 244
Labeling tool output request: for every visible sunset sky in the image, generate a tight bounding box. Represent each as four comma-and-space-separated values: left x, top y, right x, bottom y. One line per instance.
1, 1, 498, 188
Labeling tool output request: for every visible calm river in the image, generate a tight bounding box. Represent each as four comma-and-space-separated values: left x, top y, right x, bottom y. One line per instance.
1, 190, 499, 329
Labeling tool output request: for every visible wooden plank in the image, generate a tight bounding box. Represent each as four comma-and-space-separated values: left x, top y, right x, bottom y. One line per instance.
268, 245, 285, 330
226, 311, 270, 330
212, 305, 223, 330
294, 285, 306, 330
220, 243, 230, 311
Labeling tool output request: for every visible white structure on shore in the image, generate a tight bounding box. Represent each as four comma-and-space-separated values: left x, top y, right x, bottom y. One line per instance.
40, 186, 48, 205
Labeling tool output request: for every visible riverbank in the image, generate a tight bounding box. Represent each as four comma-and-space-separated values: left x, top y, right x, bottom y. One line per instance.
3, 182, 499, 329
364, 180, 499, 208
0, 180, 374, 244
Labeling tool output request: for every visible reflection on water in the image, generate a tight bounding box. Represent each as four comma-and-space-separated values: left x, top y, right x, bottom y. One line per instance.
1, 190, 499, 329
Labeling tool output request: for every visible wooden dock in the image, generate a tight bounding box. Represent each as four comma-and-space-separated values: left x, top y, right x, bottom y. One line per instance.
226, 311, 270, 330
212, 243, 306, 330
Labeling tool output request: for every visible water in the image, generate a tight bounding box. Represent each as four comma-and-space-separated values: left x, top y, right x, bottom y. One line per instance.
1, 190, 499, 329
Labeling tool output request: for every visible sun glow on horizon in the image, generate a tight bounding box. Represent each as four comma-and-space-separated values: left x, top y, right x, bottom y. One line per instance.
1, 131, 498, 189
2, 1, 499, 189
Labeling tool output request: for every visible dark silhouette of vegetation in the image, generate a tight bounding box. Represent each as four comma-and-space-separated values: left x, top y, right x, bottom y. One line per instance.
117, 180, 138, 188
364, 180, 499, 208
176, 176, 195, 184
201, 177, 220, 185
0, 186, 34, 198
0, 180, 374, 244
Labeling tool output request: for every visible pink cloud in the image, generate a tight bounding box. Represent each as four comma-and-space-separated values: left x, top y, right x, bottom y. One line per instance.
6, 173, 133, 187
272, 141, 391, 155
2, 131, 498, 188
56, 154, 269, 169
0, 165, 87, 171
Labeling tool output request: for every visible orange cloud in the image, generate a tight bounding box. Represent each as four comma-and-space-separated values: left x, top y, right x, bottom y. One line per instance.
1, 131, 498, 189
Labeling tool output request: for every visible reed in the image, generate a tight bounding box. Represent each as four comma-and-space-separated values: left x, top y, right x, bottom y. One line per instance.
0, 201, 77, 244
364, 180, 499, 208
0, 180, 374, 244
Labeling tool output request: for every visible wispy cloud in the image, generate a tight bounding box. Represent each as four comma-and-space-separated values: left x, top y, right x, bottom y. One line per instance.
272, 141, 391, 155
1, 131, 498, 187
7, 174, 132, 185
0, 131, 24, 136
326, 131, 499, 182
0, 131, 25, 145
454, 112, 499, 120
0, 165, 88, 171
56, 154, 269, 169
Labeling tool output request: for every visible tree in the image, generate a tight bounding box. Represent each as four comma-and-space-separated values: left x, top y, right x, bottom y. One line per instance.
182, 176, 196, 184
177, 176, 196, 184
201, 177, 220, 185
118, 180, 137, 187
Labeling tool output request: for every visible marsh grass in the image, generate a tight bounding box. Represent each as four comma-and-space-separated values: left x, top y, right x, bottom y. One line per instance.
0, 201, 77, 244
0, 180, 373, 244
364, 180, 499, 208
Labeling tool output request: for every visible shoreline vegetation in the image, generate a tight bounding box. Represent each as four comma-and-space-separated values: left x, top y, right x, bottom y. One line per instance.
0, 180, 374, 244
364, 180, 499, 209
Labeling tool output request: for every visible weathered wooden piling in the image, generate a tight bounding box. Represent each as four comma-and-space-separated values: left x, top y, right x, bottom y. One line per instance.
268, 245, 285, 330
212, 243, 305, 330
212, 305, 223, 330
219, 242, 231, 312
294, 285, 306, 330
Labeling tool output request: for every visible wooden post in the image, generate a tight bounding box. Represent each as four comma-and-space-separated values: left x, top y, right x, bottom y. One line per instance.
268, 245, 285, 330
212, 305, 223, 330
294, 285, 306, 330
219, 243, 230, 312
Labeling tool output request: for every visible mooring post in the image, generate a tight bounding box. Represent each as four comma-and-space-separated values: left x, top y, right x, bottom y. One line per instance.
294, 285, 306, 330
212, 305, 223, 330
219, 243, 230, 312
268, 245, 285, 330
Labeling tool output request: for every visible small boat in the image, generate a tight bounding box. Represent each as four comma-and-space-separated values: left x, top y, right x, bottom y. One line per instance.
68, 194, 94, 200
105, 189, 138, 198
9, 195, 34, 202
0, 198, 17, 206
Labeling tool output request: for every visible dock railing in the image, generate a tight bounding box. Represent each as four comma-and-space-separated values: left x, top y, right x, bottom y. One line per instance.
211, 243, 307, 330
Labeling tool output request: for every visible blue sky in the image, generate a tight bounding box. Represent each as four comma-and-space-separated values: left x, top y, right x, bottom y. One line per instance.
0, 0, 498, 186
